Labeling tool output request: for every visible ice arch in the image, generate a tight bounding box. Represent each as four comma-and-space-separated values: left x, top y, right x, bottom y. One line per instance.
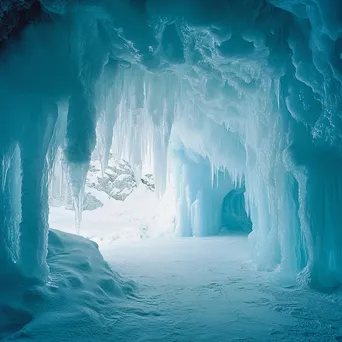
0, 0, 341, 289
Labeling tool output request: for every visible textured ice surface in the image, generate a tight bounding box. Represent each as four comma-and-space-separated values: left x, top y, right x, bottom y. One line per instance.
0, 0, 342, 289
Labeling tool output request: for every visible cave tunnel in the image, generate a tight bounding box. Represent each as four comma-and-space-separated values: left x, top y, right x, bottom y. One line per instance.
1, 0, 342, 341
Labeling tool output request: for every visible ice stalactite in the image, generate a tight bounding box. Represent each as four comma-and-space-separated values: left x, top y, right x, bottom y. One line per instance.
119, 67, 148, 180
49, 148, 71, 206
47, 102, 70, 208
65, 87, 94, 234
63, 9, 113, 233
147, 73, 178, 198
65, 87, 96, 235
109, 66, 179, 197
95, 58, 120, 176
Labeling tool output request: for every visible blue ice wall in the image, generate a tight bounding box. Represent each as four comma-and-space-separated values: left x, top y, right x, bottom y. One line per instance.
0, 0, 341, 289
172, 149, 233, 237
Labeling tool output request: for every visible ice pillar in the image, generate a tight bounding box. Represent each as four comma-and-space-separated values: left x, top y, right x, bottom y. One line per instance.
19, 101, 57, 280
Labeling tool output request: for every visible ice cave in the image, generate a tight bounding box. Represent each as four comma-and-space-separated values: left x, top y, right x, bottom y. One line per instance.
1, 0, 342, 341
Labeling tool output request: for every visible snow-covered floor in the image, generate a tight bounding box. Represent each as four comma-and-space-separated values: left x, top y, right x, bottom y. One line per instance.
48, 189, 342, 341
6, 231, 342, 341
101, 236, 342, 342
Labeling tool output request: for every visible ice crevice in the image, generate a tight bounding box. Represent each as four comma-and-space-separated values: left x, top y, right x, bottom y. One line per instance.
0, 0, 341, 290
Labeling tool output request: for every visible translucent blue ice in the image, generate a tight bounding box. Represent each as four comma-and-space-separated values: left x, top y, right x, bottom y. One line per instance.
0, 0, 341, 289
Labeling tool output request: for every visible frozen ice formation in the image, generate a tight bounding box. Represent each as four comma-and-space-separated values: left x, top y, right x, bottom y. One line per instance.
0, 0, 342, 289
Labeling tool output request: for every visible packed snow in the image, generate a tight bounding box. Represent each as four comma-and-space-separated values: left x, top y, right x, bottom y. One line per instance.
3, 232, 342, 341
102, 237, 342, 341
0, 229, 136, 341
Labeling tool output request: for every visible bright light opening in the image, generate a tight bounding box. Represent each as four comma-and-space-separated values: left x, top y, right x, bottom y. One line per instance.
48, 148, 177, 245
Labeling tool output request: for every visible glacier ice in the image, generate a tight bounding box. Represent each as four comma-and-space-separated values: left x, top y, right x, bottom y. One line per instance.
0, 0, 342, 289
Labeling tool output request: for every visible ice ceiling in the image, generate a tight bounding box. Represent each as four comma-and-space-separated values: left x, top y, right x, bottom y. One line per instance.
0, 0, 342, 289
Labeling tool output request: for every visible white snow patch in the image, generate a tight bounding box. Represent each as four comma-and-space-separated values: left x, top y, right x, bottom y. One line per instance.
49, 184, 176, 244
101, 236, 342, 341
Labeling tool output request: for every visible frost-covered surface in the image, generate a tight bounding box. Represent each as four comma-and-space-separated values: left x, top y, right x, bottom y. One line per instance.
0, 0, 342, 289
4, 234, 342, 341
87, 159, 137, 201
141, 173, 155, 192
99, 236, 342, 341
0, 229, 135, 341
49, 156, 139, 208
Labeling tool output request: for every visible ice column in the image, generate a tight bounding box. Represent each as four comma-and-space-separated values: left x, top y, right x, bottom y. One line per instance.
19, 101, 57, 280
173, 149, 233, 237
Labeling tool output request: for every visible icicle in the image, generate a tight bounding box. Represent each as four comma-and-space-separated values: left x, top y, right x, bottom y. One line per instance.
1, 150, 10, 192
275, 78, 280, 111
211, 162, 215, 188
152, 125, 169, 198
73, 186, 84, 235
96, 123, 106, 177
216, 166, 219, 189
191, 190, 204, 236
67, 162, 89, 235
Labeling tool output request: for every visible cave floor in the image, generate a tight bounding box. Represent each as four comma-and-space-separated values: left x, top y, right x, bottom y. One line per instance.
102, 236, 342, 342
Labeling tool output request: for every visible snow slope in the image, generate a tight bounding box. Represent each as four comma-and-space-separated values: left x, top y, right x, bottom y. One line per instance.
1, 229, 135, 341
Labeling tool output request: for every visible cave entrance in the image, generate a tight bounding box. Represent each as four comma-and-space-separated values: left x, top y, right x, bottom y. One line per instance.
47, 64, 252, 246
48, 144, 251, 246
48, 147, 177, 244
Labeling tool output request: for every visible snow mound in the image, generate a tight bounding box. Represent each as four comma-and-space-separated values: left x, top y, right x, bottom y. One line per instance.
0, 229, 135, 341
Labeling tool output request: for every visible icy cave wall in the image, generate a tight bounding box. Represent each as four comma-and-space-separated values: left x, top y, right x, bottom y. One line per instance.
0, 0, 42, 49
0, 0, 342, 288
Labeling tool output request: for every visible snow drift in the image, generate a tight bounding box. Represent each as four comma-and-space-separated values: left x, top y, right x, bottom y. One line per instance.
0, 229, 135, 341
0, 0, 341, 290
